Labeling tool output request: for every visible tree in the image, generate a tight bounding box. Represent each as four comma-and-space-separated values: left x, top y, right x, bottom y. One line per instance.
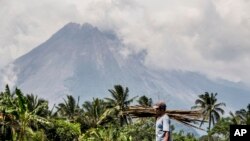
121, 118, 155, 141
15, 88, 50, 140
0, 85, 16, 140
80, 126, 132, 141
172, 130, 198, 141
192, 92, 226, 132
198, 135, 220, 141
105, 85, 137, 126
137, 95, 152, 107
210, 117, 230, 141
229, 111, 242, 125
81, 98, 107, 128
54, 119, 81, 141
26, 94, 49, 117
0, 87, 50, 140
235, 104, 250, 125
56, 95, 81, 121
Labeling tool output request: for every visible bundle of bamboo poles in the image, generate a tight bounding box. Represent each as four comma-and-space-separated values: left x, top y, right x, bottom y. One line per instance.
120, 106, 205, 130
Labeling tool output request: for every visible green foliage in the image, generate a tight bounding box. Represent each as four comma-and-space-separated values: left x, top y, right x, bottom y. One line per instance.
137, 95, 153, 107
81, 98, 107, 128
80, 126, 132, 141
209, 117, 230, 141
56, 95, 81, 121
192, 92, 226, 132
172, 130, 198, 141
198, 135, 220, 141
120, 118, 155, 141
2, 84, 249, 141
0, 85, 51, 140
54, 119, 81, 141
26, 128, 47, 141
207, 104, 250, 141
234, 104, 250, 125
26, 94, 49, 117
0, 85, 16, 140
105, 85, 137, 126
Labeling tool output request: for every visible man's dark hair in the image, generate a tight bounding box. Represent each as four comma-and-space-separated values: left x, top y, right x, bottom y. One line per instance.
154, 102, 166, 111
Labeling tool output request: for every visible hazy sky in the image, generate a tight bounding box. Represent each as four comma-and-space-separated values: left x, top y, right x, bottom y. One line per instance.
1, 0, 250, 85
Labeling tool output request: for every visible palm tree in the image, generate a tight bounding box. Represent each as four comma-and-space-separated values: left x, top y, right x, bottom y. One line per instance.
137, 95, 152, 107
105, 85, 137, 126
229, 111, 242, 125
234, 104, 250, 125
56, 95, 81, 121
82, 98, 107, 128
192, 92, 226, 132
26, 94, 49, 117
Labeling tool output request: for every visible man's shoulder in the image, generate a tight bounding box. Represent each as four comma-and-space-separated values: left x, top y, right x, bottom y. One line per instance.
163, 114, 170, 119
157, 114, 170, 121
163, 114, 169, 118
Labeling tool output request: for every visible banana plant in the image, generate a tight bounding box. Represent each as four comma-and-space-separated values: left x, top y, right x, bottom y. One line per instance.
0, 86, 50, 141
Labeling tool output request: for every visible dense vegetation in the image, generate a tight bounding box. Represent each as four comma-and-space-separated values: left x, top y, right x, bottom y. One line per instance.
0, 84, 249, 141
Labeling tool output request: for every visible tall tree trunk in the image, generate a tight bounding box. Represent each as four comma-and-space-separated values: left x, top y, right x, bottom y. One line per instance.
119, 116, 123, 127
208, 111, 212, 141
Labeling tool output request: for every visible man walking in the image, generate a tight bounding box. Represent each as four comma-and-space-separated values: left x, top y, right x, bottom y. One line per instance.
153, 102, 172, 141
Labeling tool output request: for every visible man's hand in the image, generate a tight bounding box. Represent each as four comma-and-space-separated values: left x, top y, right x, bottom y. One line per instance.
163, 131, 169, 141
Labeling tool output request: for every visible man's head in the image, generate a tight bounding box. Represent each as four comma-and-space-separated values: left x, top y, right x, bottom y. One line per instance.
153, 101, 167, 116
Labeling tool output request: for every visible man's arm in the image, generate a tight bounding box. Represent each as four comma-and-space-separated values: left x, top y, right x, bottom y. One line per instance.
163, 131, 169, 141
162, 115, 170, 141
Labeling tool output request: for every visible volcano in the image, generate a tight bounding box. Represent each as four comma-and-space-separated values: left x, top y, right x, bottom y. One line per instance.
4, 22, 249, 111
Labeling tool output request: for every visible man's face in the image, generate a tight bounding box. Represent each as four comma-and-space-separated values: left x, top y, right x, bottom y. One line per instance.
156, 108, 163, 116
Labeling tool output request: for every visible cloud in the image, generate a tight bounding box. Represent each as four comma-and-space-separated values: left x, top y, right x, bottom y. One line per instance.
133, 0, 250, 83
1, 0, 250, 84
0, 63, 18, 90
0, 0, 82, 64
